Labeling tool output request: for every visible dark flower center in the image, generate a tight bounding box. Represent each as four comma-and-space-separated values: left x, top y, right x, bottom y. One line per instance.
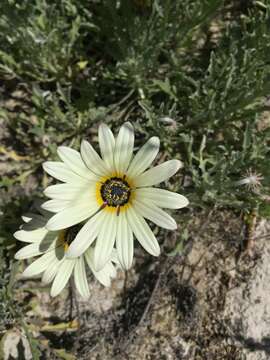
101, 177, 130, 207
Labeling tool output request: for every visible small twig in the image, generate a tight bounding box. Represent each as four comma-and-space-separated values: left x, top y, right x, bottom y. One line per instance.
68, 280, 74, 321
178, 208, 216, 282
68, 278, 81, 355
193, 207, 216, 243
68, 278, 80, 322
251, 232, 270, 242
135, 258, 169, 330
114, 100, 137, 122
108, 89, 135, 113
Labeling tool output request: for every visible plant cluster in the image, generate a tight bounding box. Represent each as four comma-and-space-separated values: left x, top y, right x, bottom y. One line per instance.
0, 0, 270, 357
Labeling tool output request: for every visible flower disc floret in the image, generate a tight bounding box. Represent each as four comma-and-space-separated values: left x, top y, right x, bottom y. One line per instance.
101, 177, 131, 207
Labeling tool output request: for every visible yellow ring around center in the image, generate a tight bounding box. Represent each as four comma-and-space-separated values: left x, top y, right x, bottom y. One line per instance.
95, 173, 134, 214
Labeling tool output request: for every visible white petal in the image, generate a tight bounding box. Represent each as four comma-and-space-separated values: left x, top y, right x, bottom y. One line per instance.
46, 201, 99, 231
106, 262, 117, 279
22, 215, 32, 223
126, 207, 160, 256
20, 214, 47, 230
22, 251, 55, 277
114, 122, 134, 174
133, 160, 182, 187
50, 259, 76, 297
85, 248, 116, 287
57, 146, 99, 181
41, 199, 72, 213
116, 212, 133, 270
94, 211, 117, 271
42, 257, 61, 284
133, 199, 177, 230
98, 123, 115, 172
127, 137, 160, 177
14, 228, 48, 243
96, 262, 117, 286
110, 248, 120, 265
43, 161, 87, 183
135, 187, 189, 209
81, 140, 110, 177
44, 182, 95, 201
74, 257, 90, 299
15, 243, 44, 259
66, 210, 105, 257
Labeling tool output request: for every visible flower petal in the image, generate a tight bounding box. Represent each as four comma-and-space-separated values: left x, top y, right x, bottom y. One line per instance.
133, 160, 182, 187
96, 262, 117, 286
15, 243, 44, 259
81, 140, 109, 177
50, 259, 76, 297
66, 211, 105, 257
110, 248, 120, 265
46, 201, 99, 231
22, 215, 32, 223
126, 207, 160, 256
14, 228, 48, 243
98, 123, 115, 172
57, 146, 99, 181
94, 211, 117, 271
74, 257, 90, 299
127, 137, 160, 177
41, 199, 72, 213
43, 161, 86, 183
44, 182, 95, 201
22, 252, 55, 277
42, 256, 61, 284
20, 214, 47, 230
135, 187, 189, 209
114, 122, 134, 174
116, 212, 133, 270
85, 248, 116, 287
133, 199, 177, 230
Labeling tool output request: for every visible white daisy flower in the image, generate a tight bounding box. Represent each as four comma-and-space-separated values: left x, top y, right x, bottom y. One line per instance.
14, 212, 117, 298
42, 122, 189, 271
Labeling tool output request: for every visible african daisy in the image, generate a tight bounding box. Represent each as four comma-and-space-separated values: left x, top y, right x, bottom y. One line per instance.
14, 211, 117, 298
42, 122, 189, 271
